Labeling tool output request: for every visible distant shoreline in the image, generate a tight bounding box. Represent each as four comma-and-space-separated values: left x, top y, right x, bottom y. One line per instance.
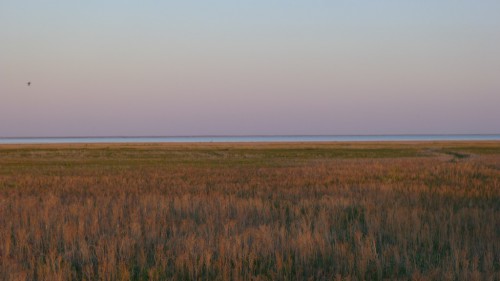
1, 134, 500, 144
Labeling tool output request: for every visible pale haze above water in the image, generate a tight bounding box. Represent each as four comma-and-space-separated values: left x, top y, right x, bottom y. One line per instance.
1, 1, 499, 137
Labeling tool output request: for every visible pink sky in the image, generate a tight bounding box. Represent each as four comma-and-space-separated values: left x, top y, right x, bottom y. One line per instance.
1, 1, 499, 137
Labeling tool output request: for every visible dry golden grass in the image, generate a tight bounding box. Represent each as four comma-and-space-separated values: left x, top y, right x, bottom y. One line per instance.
0, 142, 499, 280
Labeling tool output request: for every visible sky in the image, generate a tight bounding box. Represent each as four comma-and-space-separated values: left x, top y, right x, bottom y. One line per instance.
1, 1, 499, 137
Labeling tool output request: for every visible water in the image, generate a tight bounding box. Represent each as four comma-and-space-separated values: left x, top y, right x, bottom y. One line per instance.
0, 135, 499, 144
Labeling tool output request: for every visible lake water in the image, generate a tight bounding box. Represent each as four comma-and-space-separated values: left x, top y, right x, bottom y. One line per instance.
0, 135, 499, 144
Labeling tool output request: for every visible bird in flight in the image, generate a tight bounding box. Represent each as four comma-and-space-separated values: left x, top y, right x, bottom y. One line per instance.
27, 81, 31, 86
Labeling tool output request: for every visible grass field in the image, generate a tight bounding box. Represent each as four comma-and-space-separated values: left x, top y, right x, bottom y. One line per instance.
0, 142, 499, 280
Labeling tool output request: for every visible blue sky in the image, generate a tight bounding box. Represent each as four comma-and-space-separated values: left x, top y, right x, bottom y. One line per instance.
1, 1, 499, 136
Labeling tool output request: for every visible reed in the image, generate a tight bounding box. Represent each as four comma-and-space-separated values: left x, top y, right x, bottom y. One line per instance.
0, 142, 499, 280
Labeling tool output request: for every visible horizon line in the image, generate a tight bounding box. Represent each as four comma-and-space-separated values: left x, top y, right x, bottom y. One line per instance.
1, 133, 500, 139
